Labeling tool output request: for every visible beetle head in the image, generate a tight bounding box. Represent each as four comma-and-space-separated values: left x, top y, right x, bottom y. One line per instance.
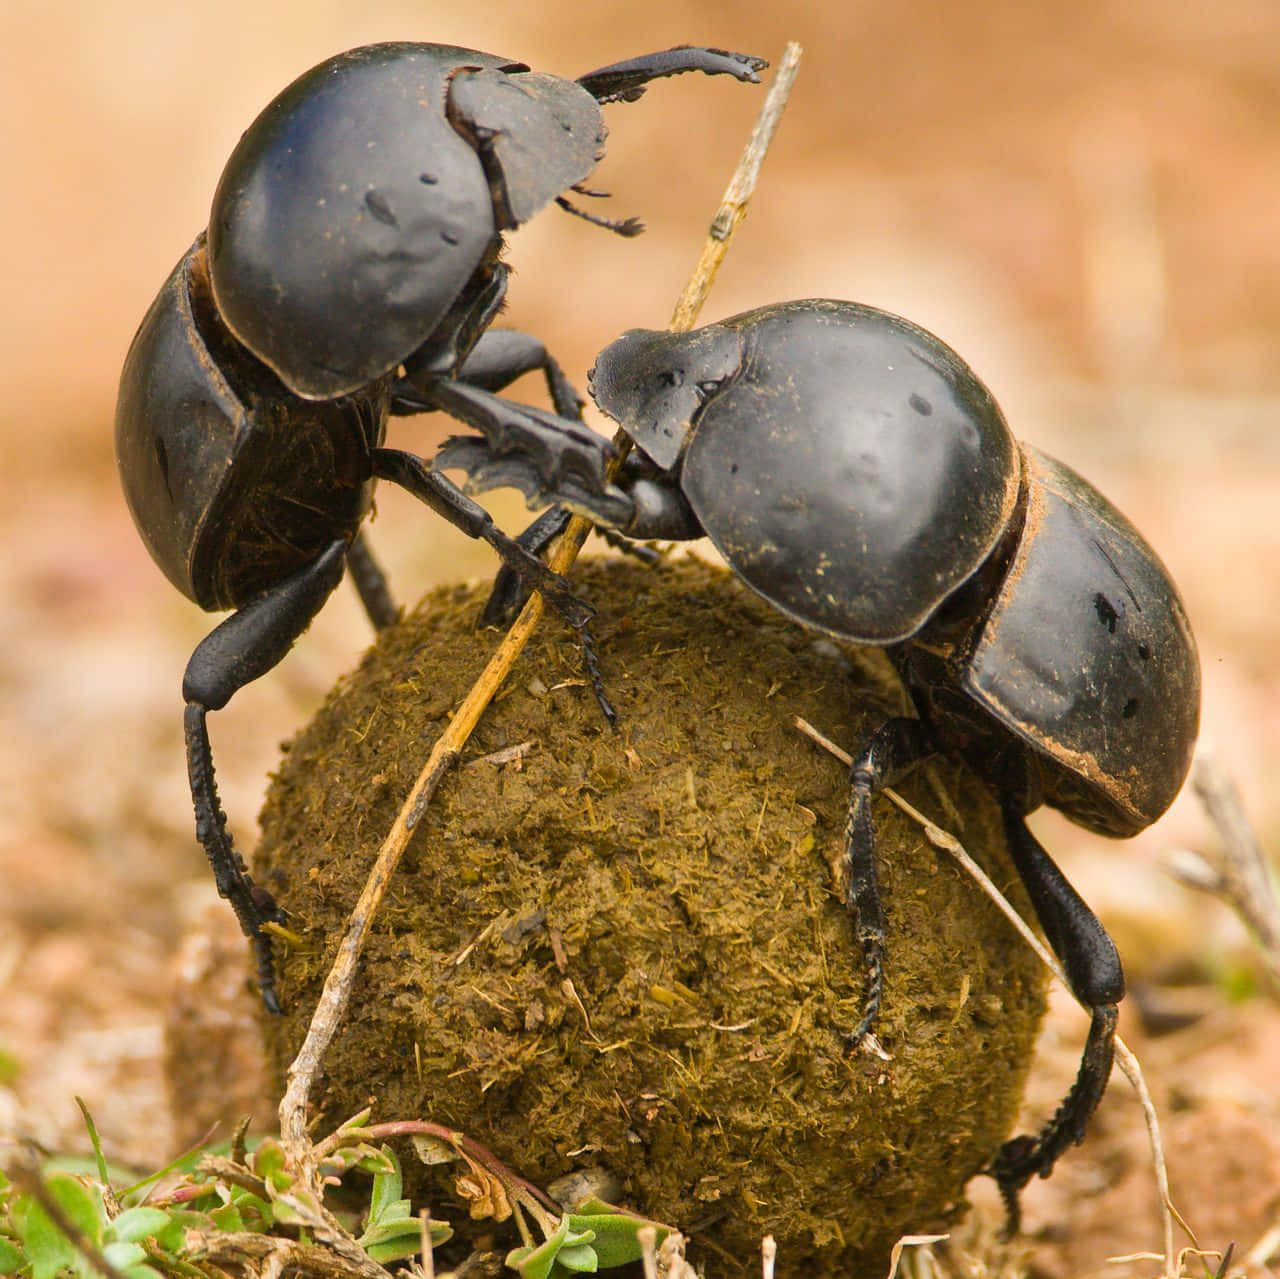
589, 325, 743, 469
448, 68, 605, 229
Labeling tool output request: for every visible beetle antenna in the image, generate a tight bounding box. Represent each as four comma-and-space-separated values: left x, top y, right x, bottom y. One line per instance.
555, 195, 644, 237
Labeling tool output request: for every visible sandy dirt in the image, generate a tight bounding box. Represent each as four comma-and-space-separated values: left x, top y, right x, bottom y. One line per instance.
2, 2, 1279, 1274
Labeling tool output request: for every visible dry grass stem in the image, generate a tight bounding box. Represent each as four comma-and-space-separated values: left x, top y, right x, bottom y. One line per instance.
464, 740, 537, 769
1164, 746, 1280, 986
279, 39, 803, 1170
791, 714, 1191, 1279
186, 1231, 393, 1279
417, 1210, 436, 1279
639, 1225, 659, 1279
886, 1233, 950, 1279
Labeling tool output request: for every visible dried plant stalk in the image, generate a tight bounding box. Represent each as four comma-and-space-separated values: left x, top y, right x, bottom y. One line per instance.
1165, 747, 1280, 987
279, 42, 804, 1166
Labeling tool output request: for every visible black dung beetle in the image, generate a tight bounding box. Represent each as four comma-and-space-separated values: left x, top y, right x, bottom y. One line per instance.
439, 297, 1201, 1227
116, 41, 765, 1012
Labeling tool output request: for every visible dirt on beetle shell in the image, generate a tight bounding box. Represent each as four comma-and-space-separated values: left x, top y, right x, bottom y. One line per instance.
253, 556, 1047, 1276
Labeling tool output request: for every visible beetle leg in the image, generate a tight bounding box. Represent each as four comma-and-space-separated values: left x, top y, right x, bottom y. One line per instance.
346, 529, 399, 630
399, 327, 589, 422
446, 329, 598, 625
457, 332, 586, 420
481, 506, 663, 627
182, 540, 349, 1013
842, 717, 935, 1045
989, 810, 1124, 1235
371, 448, 616, 725
619, 470, 703, 541
402, 324, 596, 624
437, 430, 701, 539
576, 47, 767, 104
423, 379, 620, 499
436, 435, 635, 528
480, 505, 574, 627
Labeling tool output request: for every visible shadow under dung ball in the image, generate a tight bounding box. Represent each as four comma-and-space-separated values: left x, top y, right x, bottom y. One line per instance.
255, 557, 1047, 1275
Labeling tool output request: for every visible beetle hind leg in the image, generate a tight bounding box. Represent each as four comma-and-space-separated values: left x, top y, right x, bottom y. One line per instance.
181, 541, 349, 1013
184, 703, 284, 1013
990, 810, 1124, 1235
841, 718, 934, 1045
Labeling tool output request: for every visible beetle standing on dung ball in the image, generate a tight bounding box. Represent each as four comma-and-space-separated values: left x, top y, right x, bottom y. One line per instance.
116, 40, 766, 1013
439, 297, 1201, 1226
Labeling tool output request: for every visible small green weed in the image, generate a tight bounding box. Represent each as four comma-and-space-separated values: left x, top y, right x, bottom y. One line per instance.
0, 1106, 676, 1278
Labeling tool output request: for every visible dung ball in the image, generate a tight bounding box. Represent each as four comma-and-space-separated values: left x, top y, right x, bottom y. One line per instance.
255, 557, 1046, 1275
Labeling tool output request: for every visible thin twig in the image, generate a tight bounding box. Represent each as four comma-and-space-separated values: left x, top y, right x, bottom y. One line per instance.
792, 714, 1191, 1279
1164, 746, 1280, 987
185, 1230, 382, 1279
279, 42, 803, 1166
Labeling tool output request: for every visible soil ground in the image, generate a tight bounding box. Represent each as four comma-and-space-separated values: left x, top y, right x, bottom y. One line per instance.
2, 3, 1279, 1275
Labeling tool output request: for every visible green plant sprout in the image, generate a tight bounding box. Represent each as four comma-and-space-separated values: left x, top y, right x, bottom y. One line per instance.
1, 1106, 677, 1279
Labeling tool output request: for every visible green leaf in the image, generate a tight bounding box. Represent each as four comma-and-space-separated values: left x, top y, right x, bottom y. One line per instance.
13, 1174, 108, 1279
361, 1215, 431, 1264
506, 1217, 600, 1279
0, 1238, 24, 1272
364, 1147, 404, 1229
226, 1186, 274, 1229
250, 1139, 290, 1191
555, 1242, 600, 1272
322, 1141, 397, 1180
102, 1239, 147, 1269
209, 1200, 246, 1232
12, 1196, 79, 1279
106, 1206, 171, 1243
74, 1098, 111, 1189
46, 1175, 105, 1246
566, 1211, 669, 1267
507, 1216, 569, 1279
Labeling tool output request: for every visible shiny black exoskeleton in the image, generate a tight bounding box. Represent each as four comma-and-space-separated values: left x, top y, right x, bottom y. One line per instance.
116, 41, 765, 1013
440, 298, 1201, 1227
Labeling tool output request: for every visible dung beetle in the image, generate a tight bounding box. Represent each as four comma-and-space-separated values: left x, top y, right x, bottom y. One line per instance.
439, 297, 1201, 1227
116, 40, 765, 1012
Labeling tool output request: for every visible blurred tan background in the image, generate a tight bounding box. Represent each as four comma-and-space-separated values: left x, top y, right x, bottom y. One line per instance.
2, 1, 1279, 1272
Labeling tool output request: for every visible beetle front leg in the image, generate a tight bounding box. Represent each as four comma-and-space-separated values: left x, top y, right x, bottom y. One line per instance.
372, 448, 615, 724
841, 718, 936, 1045
480, 504, 574, 628
451, 329, 586, 421
480, 505, 664, 628
436, 434, 699, 539
455, 332, 665, 569
990, 810, 1124, 1235
182, 540, 348, 1013
576, 47, 767, 104
421, 379, 623, 505
440, 328, 593, 625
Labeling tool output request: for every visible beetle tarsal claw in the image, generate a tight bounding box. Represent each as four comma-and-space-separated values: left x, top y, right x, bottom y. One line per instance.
437, 436, 632, 527
437, 397, 618, 498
